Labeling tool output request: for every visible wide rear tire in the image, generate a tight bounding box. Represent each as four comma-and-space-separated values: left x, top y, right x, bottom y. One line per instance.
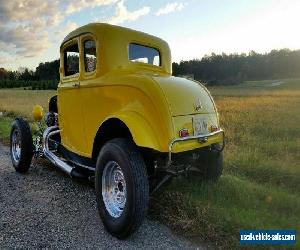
95, 138, 149, 239
10, 118, 34, 173
188, 144, 223, 181
201, 144, 223, 181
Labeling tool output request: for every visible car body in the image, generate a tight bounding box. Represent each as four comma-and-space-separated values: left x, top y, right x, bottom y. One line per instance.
10, 23, 224, 238
58, 23, 223, 162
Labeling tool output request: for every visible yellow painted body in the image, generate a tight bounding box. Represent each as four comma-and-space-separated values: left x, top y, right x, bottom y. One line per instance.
57, 23, 223, 158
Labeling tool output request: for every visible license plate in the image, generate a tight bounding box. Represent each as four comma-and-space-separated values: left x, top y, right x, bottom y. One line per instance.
193, 116, 209, 135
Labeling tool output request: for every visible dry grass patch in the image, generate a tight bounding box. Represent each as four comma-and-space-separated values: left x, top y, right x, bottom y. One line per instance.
0, 89, 55, 119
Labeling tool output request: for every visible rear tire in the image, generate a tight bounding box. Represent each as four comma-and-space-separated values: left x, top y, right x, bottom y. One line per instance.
192, 144, 223, 181
10, 118, 34, 173
95, 138, 149, 239
203, 145, 223, 181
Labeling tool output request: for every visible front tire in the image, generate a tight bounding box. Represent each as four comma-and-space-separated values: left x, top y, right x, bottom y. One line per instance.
10, 118, 34, 173
95, 138, 149, 239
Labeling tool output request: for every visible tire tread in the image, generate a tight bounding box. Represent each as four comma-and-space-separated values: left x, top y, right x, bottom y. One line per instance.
10, 117, 34, 173
95, 138, 149, 239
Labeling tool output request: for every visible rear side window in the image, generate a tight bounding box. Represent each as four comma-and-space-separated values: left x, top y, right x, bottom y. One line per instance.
64, 43, 79, 76
129, 43, 160, 66
84, 40, 97, 72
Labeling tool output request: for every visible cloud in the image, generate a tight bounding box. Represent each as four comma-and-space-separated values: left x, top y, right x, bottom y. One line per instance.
0, 0, 151, 69
0, 55, 12, 65
53, 22, 79, 43
156, 2, 186, 16
65, 0, 118, 15
0, 1, 59, 22
0, 1, 60, 60
1, 21, 50, 57
106, 0, 150, 25
47, 13, 64, 26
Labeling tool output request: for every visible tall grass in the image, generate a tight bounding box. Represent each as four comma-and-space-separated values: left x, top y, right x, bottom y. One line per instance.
0, 81, 299, 248
151, 79, 300, 248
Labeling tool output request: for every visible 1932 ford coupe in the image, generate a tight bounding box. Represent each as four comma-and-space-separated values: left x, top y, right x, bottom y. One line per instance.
10, 23, 224, 238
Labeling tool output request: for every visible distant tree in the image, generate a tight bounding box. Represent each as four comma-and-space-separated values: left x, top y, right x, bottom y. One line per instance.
172, 49, 300, 85
0, 68, 8, 79
35, 59, 59, 81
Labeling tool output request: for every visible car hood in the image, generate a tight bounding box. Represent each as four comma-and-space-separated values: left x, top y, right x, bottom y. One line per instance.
152, 76, 216, 116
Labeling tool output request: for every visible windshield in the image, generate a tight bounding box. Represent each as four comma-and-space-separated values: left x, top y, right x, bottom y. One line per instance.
129, 43, 160, 66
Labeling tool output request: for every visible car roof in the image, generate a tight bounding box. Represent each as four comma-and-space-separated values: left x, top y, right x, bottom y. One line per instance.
61, 23, 172, 75
61, 23, 167, 47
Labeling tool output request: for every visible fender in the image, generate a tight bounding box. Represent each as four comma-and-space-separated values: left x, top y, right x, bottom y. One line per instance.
105, 111, 169, 152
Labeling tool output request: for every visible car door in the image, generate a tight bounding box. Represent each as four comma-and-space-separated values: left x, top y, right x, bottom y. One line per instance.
57, 38, 88, 157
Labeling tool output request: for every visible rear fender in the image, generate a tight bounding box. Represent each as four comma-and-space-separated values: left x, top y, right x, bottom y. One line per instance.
111, 112, 167, 152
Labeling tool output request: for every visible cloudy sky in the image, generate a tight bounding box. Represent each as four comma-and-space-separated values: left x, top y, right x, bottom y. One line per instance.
1, 0, 300, 70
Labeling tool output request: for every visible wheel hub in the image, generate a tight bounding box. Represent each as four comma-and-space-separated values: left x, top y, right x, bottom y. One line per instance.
11, 129, 21, 163
102, 161, 127, 218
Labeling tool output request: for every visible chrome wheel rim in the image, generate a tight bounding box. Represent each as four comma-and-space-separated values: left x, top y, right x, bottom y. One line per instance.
11, 129, 21, 163
102, 161, 127, 218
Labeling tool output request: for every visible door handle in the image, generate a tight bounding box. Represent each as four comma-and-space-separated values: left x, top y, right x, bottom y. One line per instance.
72, 82, 80, 88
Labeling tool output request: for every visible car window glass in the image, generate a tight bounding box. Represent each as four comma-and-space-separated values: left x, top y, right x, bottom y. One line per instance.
84, 40, 97, 72
64, 43, 79, 76
129, 43, 160, 66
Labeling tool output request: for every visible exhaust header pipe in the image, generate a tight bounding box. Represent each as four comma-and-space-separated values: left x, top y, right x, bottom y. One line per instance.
43, 126, 74, 176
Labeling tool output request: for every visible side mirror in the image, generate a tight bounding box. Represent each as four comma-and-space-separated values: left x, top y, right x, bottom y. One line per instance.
32, 105, 44, 121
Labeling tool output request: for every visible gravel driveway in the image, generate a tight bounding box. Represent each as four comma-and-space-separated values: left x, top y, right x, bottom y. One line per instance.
0, 143, 196, 249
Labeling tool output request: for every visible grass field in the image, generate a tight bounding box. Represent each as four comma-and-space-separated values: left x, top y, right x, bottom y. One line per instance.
0, 89, 55, 142
0, 89, 55, 118
152, 79, 300, 248
0, 80, 299, 248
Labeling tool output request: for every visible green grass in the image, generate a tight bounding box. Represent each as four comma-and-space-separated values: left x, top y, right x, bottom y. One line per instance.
0, 81, 299, 248
0, 89, 54, 144
151, 176, 300, 248
0, 115, 14, 143
151, 78, 300, 248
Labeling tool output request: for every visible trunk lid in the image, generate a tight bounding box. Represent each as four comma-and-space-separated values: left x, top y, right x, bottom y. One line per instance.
153, 76, 216, 116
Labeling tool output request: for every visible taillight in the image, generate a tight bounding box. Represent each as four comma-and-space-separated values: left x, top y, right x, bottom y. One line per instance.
179, 128, 189, 137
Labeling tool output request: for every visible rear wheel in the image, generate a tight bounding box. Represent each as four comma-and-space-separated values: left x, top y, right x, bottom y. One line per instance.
95, 138, 149, 239
202, 145, 223, 181
10, 118, 34, 173
191, 144, 223, 181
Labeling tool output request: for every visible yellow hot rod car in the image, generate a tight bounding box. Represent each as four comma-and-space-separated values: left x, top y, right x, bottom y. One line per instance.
10, 23, 224, 238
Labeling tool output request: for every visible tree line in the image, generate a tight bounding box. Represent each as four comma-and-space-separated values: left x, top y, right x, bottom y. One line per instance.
1, 49, 300, 89
173, 49, 300, 85
0, 60, 59, 89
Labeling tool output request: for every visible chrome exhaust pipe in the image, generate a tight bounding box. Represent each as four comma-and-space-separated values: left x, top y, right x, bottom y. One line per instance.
43, 126, 73, 176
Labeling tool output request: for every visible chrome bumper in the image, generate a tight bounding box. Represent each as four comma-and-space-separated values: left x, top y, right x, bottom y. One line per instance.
168, 129, 225, 166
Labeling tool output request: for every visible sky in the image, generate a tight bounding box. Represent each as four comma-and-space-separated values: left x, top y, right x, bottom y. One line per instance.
1, 0, 300, 70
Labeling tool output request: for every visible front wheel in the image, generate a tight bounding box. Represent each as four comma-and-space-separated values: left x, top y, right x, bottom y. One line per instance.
95, 138, 149, 239
10, 118, 34, 173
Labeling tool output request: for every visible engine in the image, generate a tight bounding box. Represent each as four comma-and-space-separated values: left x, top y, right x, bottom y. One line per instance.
45, 112, 59, 127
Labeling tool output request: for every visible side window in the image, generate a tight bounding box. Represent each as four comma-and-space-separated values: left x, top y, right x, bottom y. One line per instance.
129, 43, 160, 66
64, 43, 79, 76
84, 40, 96, 72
